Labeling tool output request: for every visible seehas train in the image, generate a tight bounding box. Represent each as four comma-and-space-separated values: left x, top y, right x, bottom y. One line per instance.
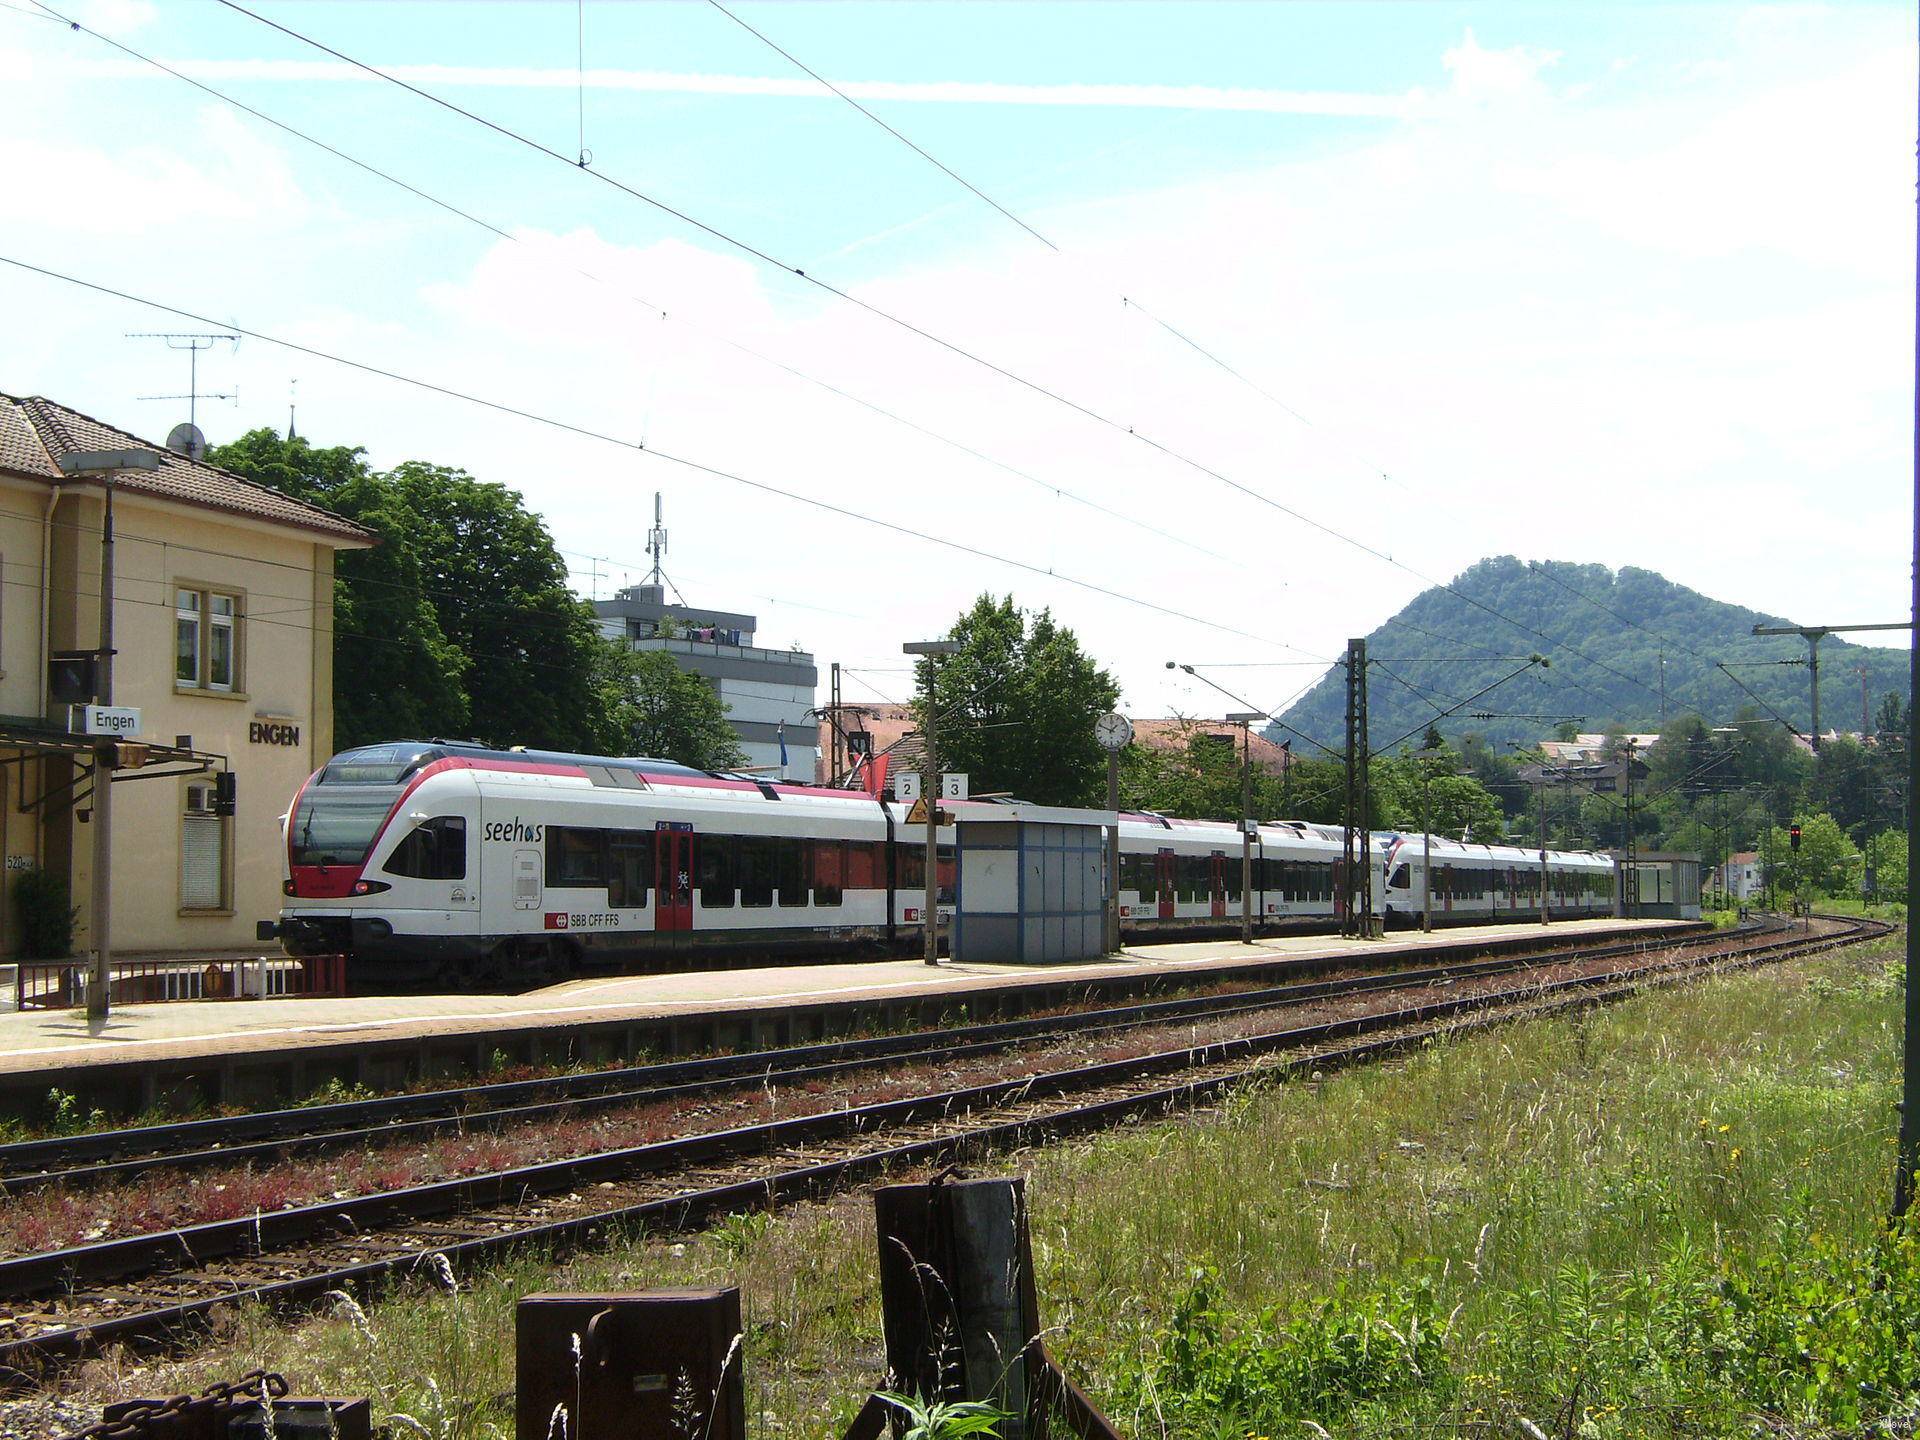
270, 741, 1619, 977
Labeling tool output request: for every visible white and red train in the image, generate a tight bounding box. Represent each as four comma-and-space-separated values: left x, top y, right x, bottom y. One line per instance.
268, 741, 1620, 978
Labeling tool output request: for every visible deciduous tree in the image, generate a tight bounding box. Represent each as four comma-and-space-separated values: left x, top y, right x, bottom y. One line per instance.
916, 595, 1120, 806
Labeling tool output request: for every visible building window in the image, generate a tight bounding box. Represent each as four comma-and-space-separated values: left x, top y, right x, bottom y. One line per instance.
176, 586, 241, 692
181, 781, 228, 910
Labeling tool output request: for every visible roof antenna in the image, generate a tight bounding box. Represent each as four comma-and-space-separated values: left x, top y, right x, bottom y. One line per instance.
288, 378, 298, 441
129, 334, 241, 439
647, 490, 667, 585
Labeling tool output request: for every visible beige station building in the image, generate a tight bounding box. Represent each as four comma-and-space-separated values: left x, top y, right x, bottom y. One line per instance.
0, 393, 372, 958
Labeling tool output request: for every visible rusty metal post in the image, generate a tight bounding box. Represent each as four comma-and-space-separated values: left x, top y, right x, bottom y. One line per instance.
868, 1177, 1127, 1440
516, 1289, 744, 1440
873, 1178, 1043, 1438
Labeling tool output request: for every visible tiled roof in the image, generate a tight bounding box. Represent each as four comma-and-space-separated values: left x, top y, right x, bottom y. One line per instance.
0, 394, 373, 545
1132, 717, 1296, 776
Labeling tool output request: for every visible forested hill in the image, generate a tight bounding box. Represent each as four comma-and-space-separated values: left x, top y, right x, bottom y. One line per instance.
1273, 557, 1911, 752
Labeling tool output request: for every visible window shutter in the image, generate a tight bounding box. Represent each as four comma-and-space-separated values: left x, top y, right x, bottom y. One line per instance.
181, 814, 225, 909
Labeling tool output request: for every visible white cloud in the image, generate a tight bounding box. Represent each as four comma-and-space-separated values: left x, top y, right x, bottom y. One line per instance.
73, 54, 1415, 117
0, 12, 1910, 718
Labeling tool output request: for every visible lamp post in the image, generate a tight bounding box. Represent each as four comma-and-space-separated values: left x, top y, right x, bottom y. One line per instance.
57, 448, 159, 1019
904, 639, 961, 966
1227, 712, 1263, 943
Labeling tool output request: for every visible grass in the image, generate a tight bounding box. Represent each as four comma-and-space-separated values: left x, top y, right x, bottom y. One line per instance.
60, 932, 1914, 1440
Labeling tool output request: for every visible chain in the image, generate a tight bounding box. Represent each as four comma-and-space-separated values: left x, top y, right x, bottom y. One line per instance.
56, 1369, 289, 1440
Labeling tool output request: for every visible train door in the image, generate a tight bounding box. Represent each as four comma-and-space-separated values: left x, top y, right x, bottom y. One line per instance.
1210, 853, 1226, 919
1333, 858, 1348, 924
655, 822, 693, 933
1156, 850, 1175, 920
1440, 864, 1453, 914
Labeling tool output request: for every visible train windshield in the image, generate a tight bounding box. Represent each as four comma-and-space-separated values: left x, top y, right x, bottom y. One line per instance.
290, 787, 400, 867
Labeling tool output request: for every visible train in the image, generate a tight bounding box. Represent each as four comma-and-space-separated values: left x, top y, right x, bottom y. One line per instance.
267, 740, 1622, 980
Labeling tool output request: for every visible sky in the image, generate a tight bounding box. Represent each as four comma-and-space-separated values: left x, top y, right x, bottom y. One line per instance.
0, 0, 1912, 736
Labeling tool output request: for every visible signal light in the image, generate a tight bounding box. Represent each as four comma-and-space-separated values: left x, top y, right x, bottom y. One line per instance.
1789, 823, 1802, 852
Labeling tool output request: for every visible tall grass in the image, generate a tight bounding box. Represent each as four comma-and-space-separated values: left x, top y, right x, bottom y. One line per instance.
75, 936, 1908, 1439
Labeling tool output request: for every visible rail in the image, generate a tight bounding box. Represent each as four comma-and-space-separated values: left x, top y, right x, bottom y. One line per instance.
0, 913, 1880, 1371
0, 924, 1768, 1189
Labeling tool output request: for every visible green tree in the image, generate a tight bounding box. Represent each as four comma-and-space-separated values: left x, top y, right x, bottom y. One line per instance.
211, 431, 639, 754
603, 648, 748, 770
1374, 751, 1506, 840
207, 429, 467, 750
1764, 813, 1860, 898
916, 595, 1119, 806
384, 461, 615, 751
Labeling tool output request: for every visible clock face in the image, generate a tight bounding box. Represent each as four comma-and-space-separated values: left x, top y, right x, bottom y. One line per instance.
1095, 713, 1133, 751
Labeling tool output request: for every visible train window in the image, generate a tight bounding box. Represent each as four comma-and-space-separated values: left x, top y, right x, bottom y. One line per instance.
738, 836, 776, 907
1121, 852, 1154, 898
810, 839, 846, 905
384, 816, 467, 881
937, 845, 956, 904
776, 837, 806, 906
848, 841, 883, 890
608, 832, 653, 908
1387, 863, 1410, 890
546, 827, 606, 888
697, 834, 736, 908
896, 842, 924, 891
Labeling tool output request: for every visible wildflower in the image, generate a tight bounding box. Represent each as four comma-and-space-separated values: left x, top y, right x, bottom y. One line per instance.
1730, 1147, 1742, 1163
1717, 1123, 1731, 1134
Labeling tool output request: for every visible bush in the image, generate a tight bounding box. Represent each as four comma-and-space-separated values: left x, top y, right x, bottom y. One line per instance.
13, 866, 76, 959
1118, 1268, 1454, 1431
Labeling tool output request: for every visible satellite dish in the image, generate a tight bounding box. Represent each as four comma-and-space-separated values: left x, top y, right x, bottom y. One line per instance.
165, 422, 206, 461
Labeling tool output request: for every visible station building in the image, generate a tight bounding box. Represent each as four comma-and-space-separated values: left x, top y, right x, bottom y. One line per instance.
592, 581, 818, 782
0, 393, 373, 958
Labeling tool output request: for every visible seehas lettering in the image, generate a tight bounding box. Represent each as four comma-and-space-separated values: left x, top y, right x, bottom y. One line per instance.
483, 818, 545, 844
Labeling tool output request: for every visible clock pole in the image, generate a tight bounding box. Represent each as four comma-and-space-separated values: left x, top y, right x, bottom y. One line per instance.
1096, 713, 1132, 953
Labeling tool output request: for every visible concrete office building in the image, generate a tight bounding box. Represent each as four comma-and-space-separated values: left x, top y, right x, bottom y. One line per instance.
592, 581, 818, 781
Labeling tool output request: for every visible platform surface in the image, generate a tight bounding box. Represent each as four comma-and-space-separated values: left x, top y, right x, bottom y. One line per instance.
0, 918, 1693, 1076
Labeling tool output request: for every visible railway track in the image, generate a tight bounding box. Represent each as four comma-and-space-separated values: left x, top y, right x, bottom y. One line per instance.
0, 923, 1761, 1195
0, 913, 1881, 1374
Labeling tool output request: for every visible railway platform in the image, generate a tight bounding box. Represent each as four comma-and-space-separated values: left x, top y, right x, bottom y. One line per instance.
0, 917, 1697, 1117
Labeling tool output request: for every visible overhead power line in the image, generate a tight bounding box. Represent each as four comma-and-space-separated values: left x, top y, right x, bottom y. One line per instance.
701, 0, 1057, 252
205, 0, 1661, 699
27, 0, 1260, 583
0, 252, 1319, 658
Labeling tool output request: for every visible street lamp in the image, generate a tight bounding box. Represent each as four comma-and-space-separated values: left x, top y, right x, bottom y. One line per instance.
58, 447, 160, 1019
903, 639, 961, 965
1226, 712, 1264, 943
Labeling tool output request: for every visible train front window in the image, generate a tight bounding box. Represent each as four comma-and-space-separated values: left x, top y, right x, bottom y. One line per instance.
1387, 863, 1410, 890
290, 787, 399, 867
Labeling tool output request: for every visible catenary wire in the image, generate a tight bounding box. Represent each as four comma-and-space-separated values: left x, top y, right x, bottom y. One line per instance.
22, 0, 1264, 584
700, 0, 1057, 252
706, 0, 1411, 494
0, 253, 1320, 659
204, 0, 1667, 697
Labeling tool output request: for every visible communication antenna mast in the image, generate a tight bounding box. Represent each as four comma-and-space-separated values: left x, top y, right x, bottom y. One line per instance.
128, 331, 240, 433
647, 491, 668, 585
